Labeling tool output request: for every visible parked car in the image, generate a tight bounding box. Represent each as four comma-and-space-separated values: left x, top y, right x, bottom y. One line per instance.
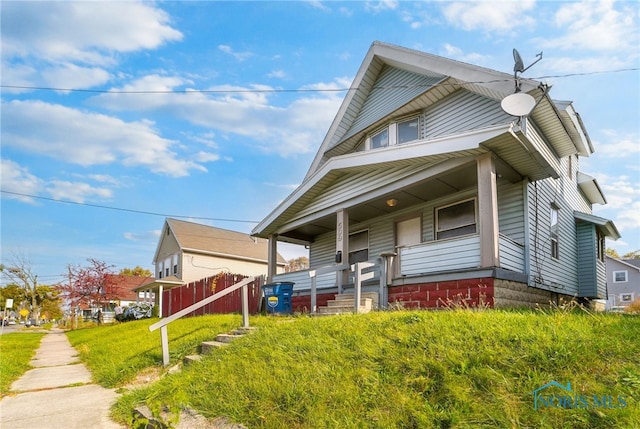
25, 318, 39, 327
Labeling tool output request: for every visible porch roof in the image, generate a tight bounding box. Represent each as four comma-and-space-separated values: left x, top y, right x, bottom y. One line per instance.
133, 275, 184, 293
253, 123, 560, 242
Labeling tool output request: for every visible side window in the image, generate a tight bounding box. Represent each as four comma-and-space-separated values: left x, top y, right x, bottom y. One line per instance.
349, 230, 369, 264
613, 271, 628, 283
550, 205, 559, 259
436, 199, 477, 240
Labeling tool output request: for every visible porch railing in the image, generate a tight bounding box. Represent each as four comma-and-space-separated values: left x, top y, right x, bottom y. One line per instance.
149, 276, 258, 366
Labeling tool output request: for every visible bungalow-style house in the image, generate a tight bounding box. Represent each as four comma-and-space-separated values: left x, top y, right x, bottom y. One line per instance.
252, 41, 620, 311
605, 256, 640, 311
135, 218, 287, 313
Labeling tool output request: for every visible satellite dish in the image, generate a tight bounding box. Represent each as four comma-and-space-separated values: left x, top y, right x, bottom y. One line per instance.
501, 92, 536, 117
513, 49, 525, 74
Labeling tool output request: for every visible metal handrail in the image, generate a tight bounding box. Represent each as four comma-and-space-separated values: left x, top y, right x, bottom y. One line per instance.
149, 276, 257, 366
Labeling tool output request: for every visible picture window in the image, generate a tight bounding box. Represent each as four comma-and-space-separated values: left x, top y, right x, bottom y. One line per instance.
436, 199, 477, 240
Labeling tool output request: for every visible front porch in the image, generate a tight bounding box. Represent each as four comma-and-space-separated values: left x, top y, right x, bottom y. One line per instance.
272, 233, 531, 312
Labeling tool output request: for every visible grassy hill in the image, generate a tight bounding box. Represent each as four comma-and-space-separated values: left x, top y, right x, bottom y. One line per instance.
66, 308, 640, 428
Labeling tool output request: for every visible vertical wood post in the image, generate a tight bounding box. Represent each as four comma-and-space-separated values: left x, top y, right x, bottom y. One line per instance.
309, 270, 317, 313
160, 325, 170, 367
336, 209, 349, 288
267, 234, 278, 283
477, 153, 500, 268
241, 284, 249, 328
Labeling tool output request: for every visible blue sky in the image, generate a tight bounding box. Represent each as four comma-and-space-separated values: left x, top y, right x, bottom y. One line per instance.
1, 1, 639, 287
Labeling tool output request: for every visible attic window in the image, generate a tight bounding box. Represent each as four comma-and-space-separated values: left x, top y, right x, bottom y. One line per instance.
397, 117, 420, 144
371, 128, 389, 149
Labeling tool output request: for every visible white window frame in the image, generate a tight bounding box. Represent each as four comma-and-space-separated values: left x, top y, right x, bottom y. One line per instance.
396, 116, 420, 144
435, 198, 477, 240
348, 230, 369, 265
550, 205, 559, 260
370, 128, 389, 149
613, 270, 628, 283
620, 293, 634, 302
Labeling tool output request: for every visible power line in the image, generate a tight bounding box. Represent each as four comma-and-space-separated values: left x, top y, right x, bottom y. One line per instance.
1, 68, 637, 94
0, 190, 260, 223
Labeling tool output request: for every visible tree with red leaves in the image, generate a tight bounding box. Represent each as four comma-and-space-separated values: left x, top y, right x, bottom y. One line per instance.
59, 258, 125, 323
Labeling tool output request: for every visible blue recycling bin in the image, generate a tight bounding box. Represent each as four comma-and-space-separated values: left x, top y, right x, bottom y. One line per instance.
262, 282, 294, 314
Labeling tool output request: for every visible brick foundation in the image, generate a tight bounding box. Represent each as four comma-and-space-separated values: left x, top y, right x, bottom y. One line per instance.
388, 277, 564, 309
388, 278, 495, 309
292, 292, 334, 313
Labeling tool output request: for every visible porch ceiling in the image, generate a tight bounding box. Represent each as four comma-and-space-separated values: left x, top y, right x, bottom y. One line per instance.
281, 163, 479, 242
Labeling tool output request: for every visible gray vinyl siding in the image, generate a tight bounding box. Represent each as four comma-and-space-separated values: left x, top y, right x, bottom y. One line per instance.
576, 222, 598, 297
526, 153, 595, 296
497, 179, 525, 243
343, 65, 444, 142
424, 89, 512, 139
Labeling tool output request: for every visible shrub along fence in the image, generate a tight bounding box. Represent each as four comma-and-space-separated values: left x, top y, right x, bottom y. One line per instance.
161, 273, 264, 317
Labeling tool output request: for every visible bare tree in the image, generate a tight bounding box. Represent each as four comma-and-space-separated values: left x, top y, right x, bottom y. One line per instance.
0, 251, 41, 320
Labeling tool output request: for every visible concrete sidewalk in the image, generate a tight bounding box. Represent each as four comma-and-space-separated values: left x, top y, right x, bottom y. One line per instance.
0, 328, 124, 429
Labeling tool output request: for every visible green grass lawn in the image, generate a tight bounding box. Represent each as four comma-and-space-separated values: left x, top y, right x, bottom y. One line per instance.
0, 331, 46, 395
67, 309, 640, 428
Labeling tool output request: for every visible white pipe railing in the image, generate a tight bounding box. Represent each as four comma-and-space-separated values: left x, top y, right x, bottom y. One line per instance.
308, 263, 350, 313
149, 276, 257, 366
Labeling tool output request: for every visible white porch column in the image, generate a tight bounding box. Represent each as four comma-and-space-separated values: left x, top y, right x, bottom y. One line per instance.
336, 209, 349, 288
267, 234, 278, 283
477, 153, 500, 268
158, 285, 164, 317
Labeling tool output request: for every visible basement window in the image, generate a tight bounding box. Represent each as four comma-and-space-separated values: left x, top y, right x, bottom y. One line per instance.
435, 199, 477, 240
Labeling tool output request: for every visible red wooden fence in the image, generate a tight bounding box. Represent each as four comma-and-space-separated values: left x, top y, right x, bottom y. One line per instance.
162, 273, 264, 318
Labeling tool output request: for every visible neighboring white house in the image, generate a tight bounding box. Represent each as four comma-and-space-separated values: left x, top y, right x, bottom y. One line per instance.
252, 41, 620, 311
605, 256, 640, 311
135, 218, 287, 311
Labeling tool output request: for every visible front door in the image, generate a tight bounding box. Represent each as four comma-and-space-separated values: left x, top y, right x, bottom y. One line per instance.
395, 216, 422, 276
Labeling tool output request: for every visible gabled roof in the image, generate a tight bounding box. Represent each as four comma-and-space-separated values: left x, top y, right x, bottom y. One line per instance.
154, 218, 286, 265
105, 274, 155, 300
605, 255, 640, 272
253, 41, 602, 241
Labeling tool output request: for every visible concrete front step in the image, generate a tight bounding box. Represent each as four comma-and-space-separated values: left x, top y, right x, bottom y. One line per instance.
183, 354, 203, 365
201, 340, 228, 354
326, 298, 372, 307
183, 327, 256, 366
215, 333, 244, 343
317, 305, 372, 314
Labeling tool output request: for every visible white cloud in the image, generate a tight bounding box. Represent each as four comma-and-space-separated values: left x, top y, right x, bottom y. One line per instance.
0, 159, 43, 203
124, 229, 161, 242
1, 100, 206, 177
218, 45, 254, 62
441, 1, 536, 33
41, 63, 112, 89
593, 173, 640, 231
440, 44, 491, 65
47, 180, 113, 203
545, 1, 639, 54
365, 1, 399, 14
268, 70, 287, 79
91, 76, 346, 155
1, 1, 182, 65
596, 131, 640, 159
